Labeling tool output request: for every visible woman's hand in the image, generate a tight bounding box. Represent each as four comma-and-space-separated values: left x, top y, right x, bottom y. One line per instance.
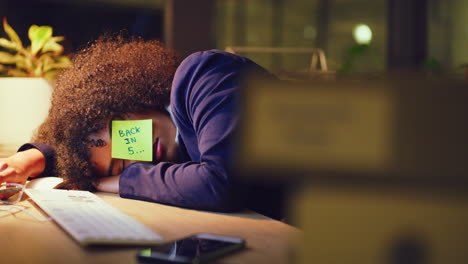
95, 175, 120, 193
0, 149, 46, 199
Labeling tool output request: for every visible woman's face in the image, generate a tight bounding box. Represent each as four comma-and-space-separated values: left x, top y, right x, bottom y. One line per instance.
88, 111, 178, 177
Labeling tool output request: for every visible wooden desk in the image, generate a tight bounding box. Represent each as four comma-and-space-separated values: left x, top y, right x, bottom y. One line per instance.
0, 192, 300, 264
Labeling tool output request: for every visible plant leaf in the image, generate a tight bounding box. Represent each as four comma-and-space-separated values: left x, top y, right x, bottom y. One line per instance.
7, 68, 28, 77
15, 53, 31, 70
33, 60, 43, 77
42, 54, 70, 72
44, 69, 59, 80
51, 36, 65, 43
15, 58, 25, 69
55, 55, 71, 65
28, 25, 53, 56
42, 37, 64, 53
41, 53, 54, 72
48, 61, 70, 70
0, 37, 19, 50
0, 51, 16, 63
2, 18, 23, 48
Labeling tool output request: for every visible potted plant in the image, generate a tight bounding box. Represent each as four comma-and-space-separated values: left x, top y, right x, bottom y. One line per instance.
0, 18, 70, 153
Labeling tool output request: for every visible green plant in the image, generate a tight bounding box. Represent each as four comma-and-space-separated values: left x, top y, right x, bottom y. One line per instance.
337, 44, 370, 76
0, 18, 70, 79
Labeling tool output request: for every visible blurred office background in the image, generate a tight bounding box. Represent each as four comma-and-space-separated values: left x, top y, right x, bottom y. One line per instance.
1, 0, 467, 77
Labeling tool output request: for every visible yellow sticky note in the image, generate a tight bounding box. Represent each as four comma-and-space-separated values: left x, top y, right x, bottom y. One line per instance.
111, 119, 153, 161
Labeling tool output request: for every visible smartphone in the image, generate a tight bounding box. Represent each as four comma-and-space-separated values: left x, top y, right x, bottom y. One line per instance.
136, 233, 245, 264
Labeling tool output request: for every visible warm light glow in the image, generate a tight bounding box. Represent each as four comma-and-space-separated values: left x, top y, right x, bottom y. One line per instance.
353, 24, 372, 45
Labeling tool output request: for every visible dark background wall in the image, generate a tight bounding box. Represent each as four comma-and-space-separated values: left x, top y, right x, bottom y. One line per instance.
1, 0, 466, 74
0, 0, 163, 54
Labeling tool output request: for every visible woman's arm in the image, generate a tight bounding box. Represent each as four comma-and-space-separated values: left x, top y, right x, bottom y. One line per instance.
0, 148, 46, 199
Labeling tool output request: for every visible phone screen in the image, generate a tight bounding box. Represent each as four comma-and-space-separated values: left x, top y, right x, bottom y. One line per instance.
137, 233, 245, 263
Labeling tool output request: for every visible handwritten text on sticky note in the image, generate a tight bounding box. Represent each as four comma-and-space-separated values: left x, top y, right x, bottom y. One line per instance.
111, 119, 152, 161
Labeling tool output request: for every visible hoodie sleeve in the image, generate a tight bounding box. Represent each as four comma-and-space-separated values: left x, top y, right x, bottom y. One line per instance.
18, 143, 56, 177
119, 50, 272, 211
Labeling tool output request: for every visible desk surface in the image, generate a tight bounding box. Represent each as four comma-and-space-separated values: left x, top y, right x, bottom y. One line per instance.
1, 192, 300, 264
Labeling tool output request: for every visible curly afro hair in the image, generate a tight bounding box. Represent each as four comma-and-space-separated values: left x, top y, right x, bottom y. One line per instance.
33, 36, 180, 190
